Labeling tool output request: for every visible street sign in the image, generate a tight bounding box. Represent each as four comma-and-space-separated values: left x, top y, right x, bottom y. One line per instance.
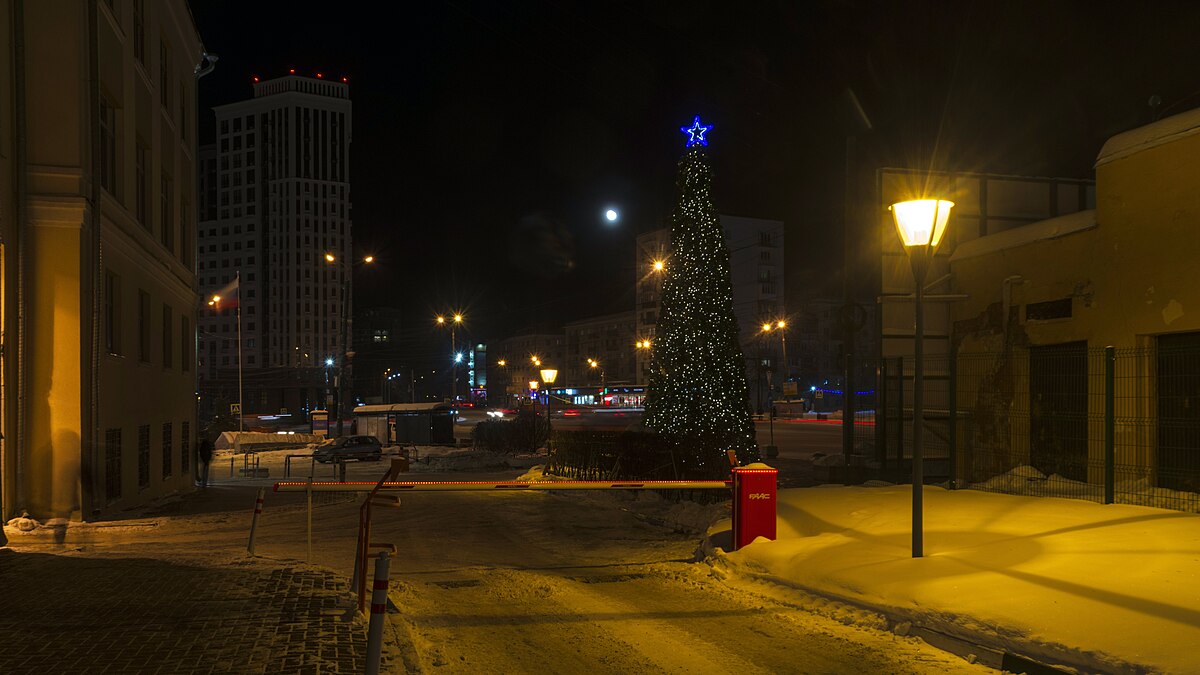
815, 391, 824, 399
311, 410, 330, 437
230, 403, 242, 415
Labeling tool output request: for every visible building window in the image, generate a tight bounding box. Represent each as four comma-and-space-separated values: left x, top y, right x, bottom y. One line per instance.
162, 304, 173, 368
161, 422, 173, 478
181, 315, 191, 372
161, 174, 174, 252
133, 0, 145, 64
1026, 298, 1072, 322
99, 97, 117, 195
181, 421, 191, 473
137, 424, 150, 489
105, 269, 121, 355
136, 141, 149, 229
105, 428, 122, 504
138, 289, 151, 362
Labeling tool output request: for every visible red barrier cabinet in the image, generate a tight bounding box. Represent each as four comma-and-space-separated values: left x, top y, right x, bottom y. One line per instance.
731, 463, 778, 550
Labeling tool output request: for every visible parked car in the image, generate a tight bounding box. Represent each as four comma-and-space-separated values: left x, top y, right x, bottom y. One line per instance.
313, 435, 382, 463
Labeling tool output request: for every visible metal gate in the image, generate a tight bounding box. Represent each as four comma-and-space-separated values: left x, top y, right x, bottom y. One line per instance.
1157, 333, 1200, 492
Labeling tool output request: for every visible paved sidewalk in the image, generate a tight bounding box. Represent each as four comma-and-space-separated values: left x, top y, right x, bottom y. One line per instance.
0, 549, 391, 674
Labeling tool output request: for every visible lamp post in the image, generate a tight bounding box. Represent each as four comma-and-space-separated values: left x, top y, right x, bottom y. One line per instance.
759, 321, 785, 394
635, 339, 652, 384
587, 358, 605, 388
436, 313, 464, 401
540, 368, 558, 454
325, 252, 374, 436
207, 275, 242, 432
890, 198, 954, 558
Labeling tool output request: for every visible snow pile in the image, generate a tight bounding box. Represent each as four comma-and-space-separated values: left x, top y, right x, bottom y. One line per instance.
408, 448, 544, 473
215, 431, 324, 450
708, 483, 1200, 674
972, 465, 1200, 512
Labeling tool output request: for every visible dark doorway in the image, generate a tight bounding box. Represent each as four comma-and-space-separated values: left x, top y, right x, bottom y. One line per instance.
1029, 342, 1088, 481
1157, 333, 1200, 492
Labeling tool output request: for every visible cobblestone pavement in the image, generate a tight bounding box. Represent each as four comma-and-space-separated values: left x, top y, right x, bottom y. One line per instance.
0, 549, 394, 674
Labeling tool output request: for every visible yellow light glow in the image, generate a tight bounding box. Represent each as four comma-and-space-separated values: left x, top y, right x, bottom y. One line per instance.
652, 260, 665, 271
529, 381, 539, 390
777, 320, 786, 329
497, 359, 507, 367
364, 255, 375, 263
453, 314, 463, 323
540, 369, 558, 384
436, 316, 445, 325
890, 199, 955, 248
325, 252, 336, 262
761, 322, 772, 332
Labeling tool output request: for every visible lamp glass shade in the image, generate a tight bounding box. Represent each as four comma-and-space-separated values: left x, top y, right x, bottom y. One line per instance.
529, 381, 539, 390
891, 199, 955, 248
540, 369, 558, 384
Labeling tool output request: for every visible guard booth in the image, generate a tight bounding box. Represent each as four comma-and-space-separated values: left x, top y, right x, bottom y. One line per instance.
354, 403, 455, 445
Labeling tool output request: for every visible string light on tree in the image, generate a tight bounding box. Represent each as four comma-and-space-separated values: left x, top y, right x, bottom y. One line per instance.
643, 116, 758, 473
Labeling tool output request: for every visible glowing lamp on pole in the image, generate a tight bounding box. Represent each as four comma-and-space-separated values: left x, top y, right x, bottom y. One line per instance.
539, 368, 558, 453
890, 198, 954, 559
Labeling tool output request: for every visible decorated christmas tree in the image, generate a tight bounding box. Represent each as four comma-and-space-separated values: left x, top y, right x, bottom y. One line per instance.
643, 117, 759, 474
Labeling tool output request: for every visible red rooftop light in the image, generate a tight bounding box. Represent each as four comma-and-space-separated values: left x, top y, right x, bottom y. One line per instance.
316, 72, 323, 78
341, 77, 348, 83
252, 76, 260, 83
289, 68, 295, 74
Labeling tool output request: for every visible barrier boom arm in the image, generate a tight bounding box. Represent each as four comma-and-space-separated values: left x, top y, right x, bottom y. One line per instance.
274, 479, 733, 493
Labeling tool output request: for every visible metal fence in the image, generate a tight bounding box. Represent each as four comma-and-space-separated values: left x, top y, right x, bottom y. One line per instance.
546, 430, 730, 503
867, 346, 1200, 513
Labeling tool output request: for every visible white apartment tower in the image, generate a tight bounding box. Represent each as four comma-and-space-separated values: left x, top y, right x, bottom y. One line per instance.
198, 74, 352, 415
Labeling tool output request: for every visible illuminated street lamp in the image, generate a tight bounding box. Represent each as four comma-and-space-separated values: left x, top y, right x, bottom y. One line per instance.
325, 252, 374, 435
651, 259, 665, 272
435, 312, 465, 401
890, 198, 954, 559
587, 358, 605, 387
540, 367, 558, 453
760, 320, 790, 393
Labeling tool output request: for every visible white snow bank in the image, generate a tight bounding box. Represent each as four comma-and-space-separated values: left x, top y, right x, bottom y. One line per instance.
215, 431, 324, 450
710, 482, 1200, 674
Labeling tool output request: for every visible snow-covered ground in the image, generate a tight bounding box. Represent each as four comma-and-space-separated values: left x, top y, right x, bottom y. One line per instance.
708, 481, 1200, 674
6, 448, 1197, 673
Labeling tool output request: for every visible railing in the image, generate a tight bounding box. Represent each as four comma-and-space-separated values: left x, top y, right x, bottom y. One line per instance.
866, 346, 1200, 513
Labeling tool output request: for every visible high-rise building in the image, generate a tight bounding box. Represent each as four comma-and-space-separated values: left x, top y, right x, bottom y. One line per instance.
0, 0, 205, 522
198, 74, 352, 418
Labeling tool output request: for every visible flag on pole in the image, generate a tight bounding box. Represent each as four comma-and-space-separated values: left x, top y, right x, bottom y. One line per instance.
208, 274, 240, 308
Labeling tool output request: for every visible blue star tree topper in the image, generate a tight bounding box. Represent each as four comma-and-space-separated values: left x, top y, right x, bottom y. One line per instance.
680, 115, 713, 147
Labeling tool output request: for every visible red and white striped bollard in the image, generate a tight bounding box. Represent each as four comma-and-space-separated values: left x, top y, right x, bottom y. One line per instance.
365, 550, 391, 675
247, 487, 266, 556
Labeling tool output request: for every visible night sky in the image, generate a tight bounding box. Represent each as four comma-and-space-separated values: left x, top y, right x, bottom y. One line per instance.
191, 0, 1200, 364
